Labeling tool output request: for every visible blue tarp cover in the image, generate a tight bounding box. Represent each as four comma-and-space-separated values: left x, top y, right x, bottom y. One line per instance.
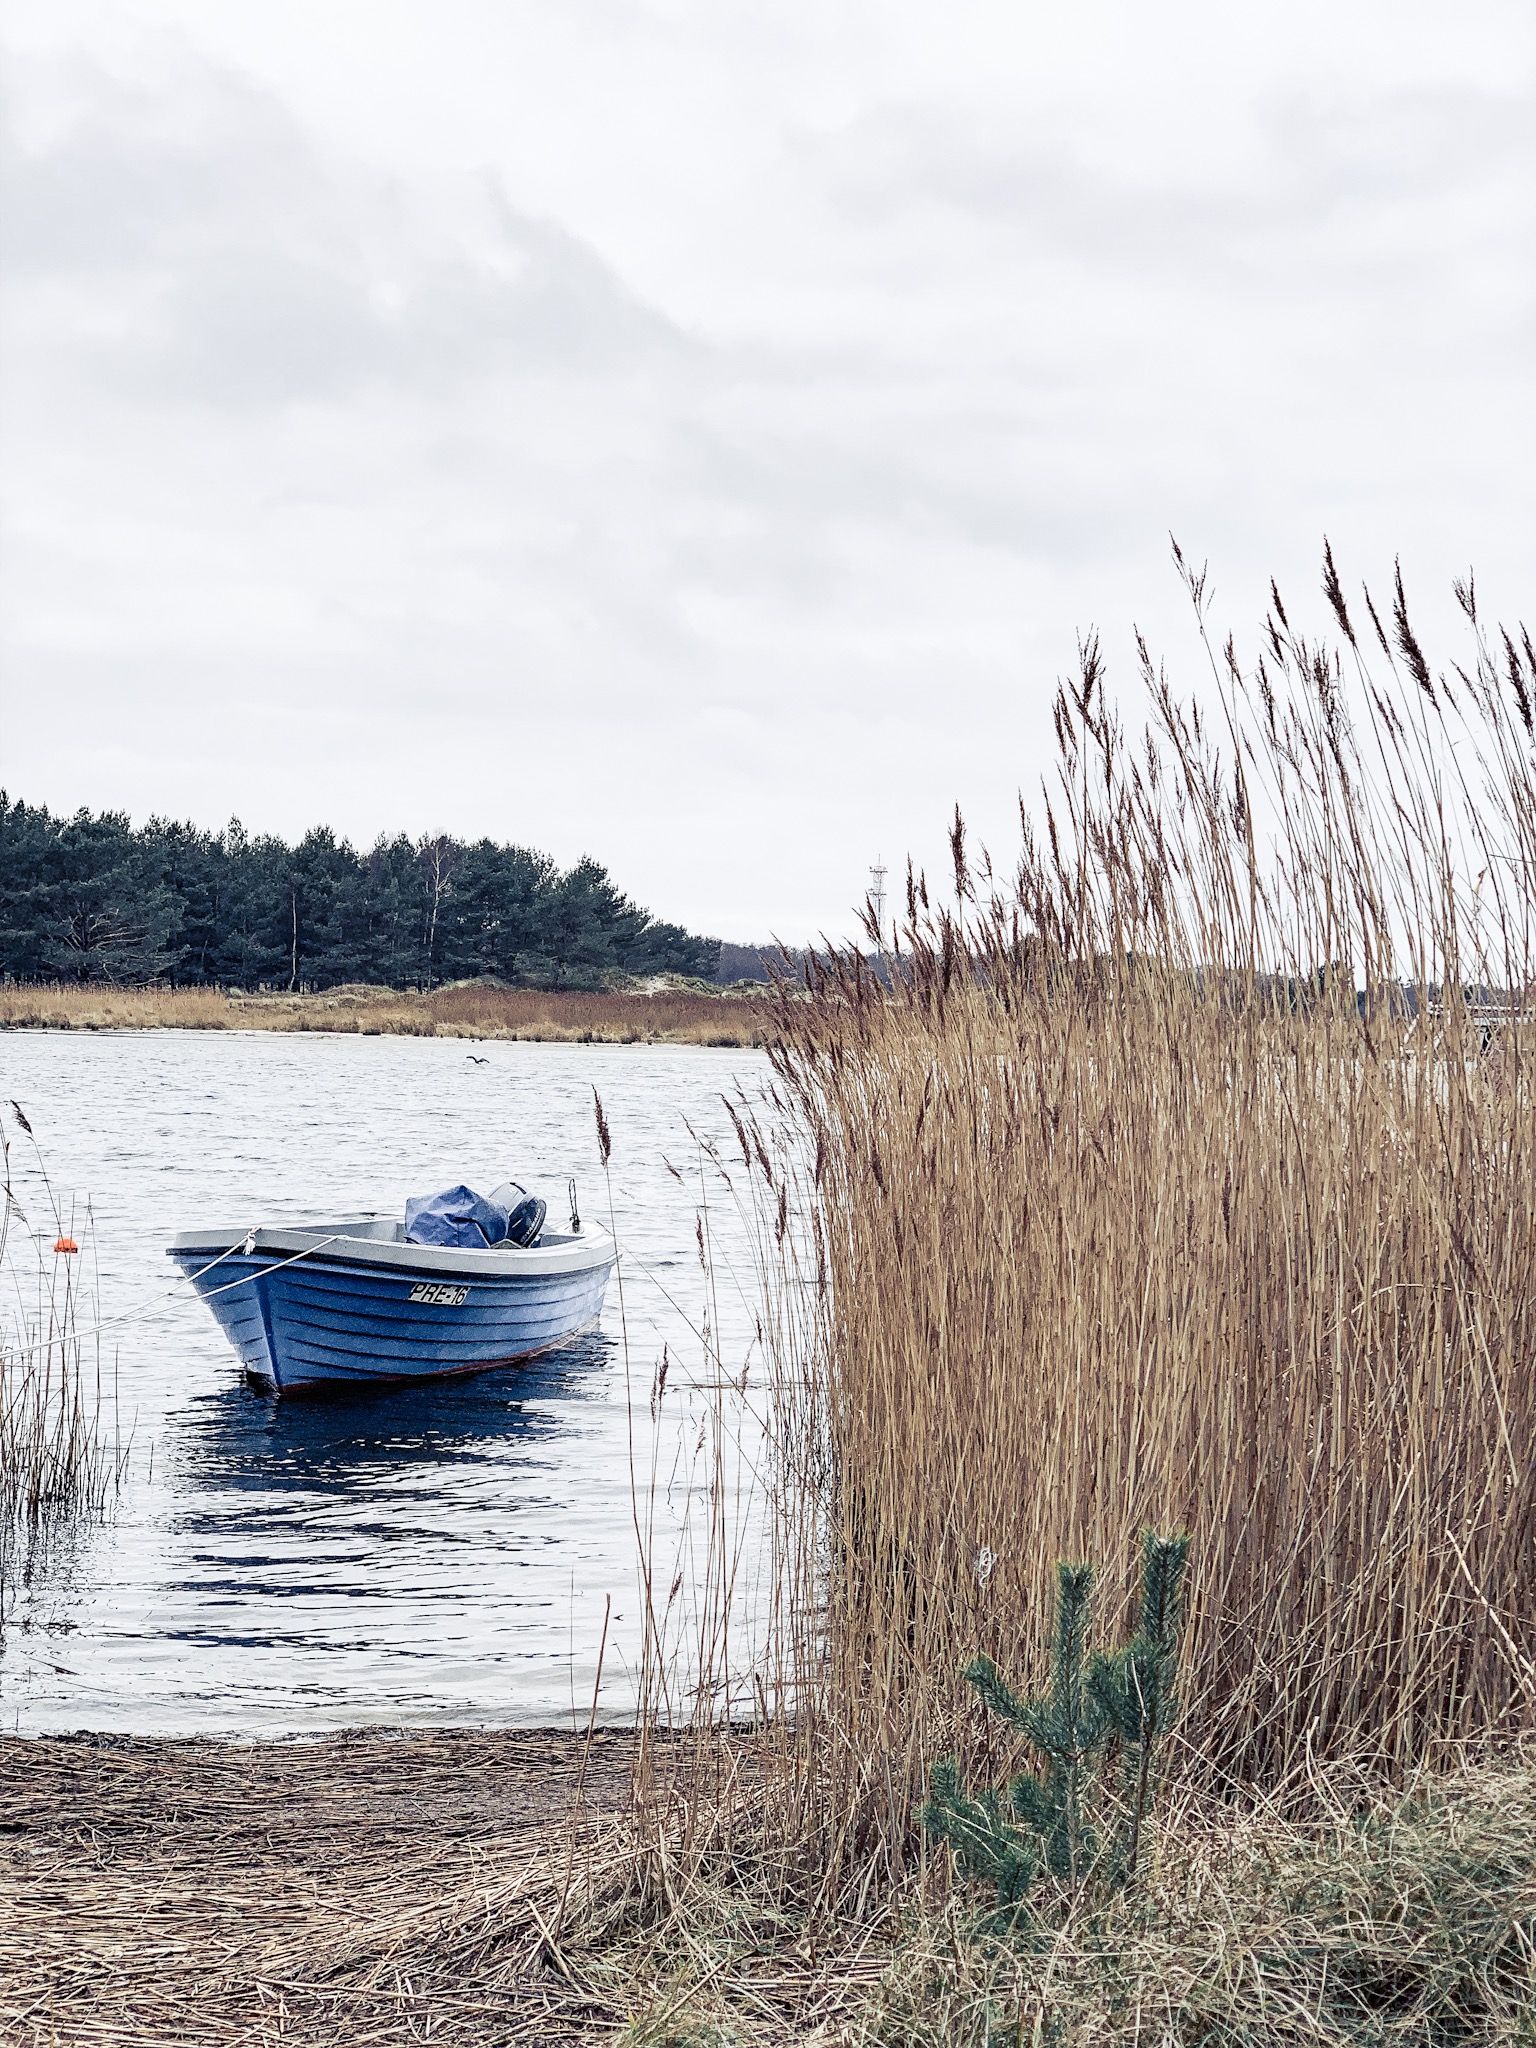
404, 1185, 511, 1249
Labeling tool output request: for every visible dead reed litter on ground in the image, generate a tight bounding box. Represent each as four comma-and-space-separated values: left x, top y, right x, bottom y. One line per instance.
0, 1728, 638, 2046
5, 1732, 1532, 2045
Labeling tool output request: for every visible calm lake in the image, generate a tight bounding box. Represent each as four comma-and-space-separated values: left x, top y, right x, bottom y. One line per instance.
0, 1030, 772, 1736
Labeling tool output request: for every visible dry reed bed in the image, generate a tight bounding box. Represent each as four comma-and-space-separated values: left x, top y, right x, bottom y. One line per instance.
737, 557, 1536, 1890
764, 979, 1536, 1819
0, 982, 767, 1046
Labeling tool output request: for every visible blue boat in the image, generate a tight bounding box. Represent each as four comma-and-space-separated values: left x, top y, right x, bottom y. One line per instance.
167, 1213, 616, 1394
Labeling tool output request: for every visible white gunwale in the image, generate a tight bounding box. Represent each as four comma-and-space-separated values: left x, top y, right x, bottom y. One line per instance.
165, 1215, 616, 1280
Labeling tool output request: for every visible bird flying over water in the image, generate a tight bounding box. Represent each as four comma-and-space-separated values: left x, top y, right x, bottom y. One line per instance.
466, 1054, 489, 1065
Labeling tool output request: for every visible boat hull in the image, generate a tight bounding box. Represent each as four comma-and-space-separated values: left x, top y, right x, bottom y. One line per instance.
168, 1221, 615, 1394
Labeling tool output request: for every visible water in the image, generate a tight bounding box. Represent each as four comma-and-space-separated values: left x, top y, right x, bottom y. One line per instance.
0, 1030, 772, 1736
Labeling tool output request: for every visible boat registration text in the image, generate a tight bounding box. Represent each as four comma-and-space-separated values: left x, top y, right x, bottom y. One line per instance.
408, 1282, 470, 1307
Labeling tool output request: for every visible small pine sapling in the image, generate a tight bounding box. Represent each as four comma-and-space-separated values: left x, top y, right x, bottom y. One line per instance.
918, 1531, 1191, 1928
1087, 1529, 1191, 1885
914, 1759, 1041, 1933
918, 1558, 1107, 1925
967, 1560, 1109, 1886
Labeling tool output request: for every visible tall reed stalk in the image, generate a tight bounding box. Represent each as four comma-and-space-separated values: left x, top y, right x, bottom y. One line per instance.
739, 552, 1536, 1893
0, 1107, 124, 1634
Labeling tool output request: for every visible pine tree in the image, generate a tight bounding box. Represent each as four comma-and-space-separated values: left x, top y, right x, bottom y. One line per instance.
1087, 1530, 1191, 1884
918, 1530, 1191, 1930
0, 796, 719, 991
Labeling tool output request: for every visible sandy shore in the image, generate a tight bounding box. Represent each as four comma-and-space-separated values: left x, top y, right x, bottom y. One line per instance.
0, 1726, 638, 2046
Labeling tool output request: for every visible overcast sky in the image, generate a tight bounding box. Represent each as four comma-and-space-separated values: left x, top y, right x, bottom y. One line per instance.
1, 1, 1531, 940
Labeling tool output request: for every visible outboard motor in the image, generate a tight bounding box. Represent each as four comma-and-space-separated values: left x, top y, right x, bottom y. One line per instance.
490, 1181, 546, 1248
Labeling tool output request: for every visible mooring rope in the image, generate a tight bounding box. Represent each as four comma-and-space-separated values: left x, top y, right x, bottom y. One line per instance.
1, 1233, 346, 1363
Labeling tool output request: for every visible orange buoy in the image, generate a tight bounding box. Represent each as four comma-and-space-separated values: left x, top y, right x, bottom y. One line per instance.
54, 1236, 79, 1255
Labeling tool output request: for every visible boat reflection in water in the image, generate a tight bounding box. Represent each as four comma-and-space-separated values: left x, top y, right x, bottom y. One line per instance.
175, 1330, 613, 1489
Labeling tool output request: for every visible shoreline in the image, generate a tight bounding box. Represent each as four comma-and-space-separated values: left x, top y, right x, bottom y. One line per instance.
0, 982, 770, 1048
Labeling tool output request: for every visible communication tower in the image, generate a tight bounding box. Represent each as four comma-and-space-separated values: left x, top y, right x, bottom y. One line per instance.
869, 859, 888, 938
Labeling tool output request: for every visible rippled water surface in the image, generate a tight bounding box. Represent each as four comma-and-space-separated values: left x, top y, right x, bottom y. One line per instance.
0, 1031, 771, 1735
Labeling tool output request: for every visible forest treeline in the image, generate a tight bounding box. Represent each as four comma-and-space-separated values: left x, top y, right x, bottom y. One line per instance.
0, 796, 721, 991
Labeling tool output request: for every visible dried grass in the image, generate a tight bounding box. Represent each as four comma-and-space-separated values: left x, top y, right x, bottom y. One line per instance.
824, 1748, 1536, 2047
0, 982, 767, 1047
0, 1729, 641, 2046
